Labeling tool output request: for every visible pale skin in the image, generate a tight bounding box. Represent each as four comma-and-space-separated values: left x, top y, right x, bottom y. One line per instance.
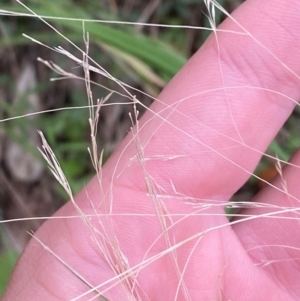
3, 0, 300, 300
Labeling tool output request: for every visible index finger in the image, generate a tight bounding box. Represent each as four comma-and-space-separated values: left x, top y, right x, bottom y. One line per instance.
103, 0, 300, 205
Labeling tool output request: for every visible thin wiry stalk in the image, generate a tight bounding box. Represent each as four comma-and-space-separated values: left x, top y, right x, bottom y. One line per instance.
80, 31, 144, 301
128, 102, 192, 301
0, 8, 248, 35
204, 0, 245, 144
28, 232, 110, 301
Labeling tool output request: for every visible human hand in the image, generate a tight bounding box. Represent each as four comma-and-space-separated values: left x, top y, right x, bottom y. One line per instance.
3, 0, 300, 300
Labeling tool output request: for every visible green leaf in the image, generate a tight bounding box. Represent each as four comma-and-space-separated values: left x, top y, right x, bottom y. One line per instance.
1, 1, 187, 80
0, 251, 18, 297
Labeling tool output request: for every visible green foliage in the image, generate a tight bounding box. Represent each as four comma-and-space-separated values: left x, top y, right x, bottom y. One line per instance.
0, 251, 18, 296
0, 229, 19, 297
1, 0, 187, 81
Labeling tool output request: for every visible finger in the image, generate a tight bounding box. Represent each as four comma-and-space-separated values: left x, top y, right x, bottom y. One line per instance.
233, 149, 300, 295
102, 0, 300, 206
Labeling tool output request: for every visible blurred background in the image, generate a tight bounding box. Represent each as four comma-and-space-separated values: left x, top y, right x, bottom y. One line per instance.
1, 0, 299, 295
